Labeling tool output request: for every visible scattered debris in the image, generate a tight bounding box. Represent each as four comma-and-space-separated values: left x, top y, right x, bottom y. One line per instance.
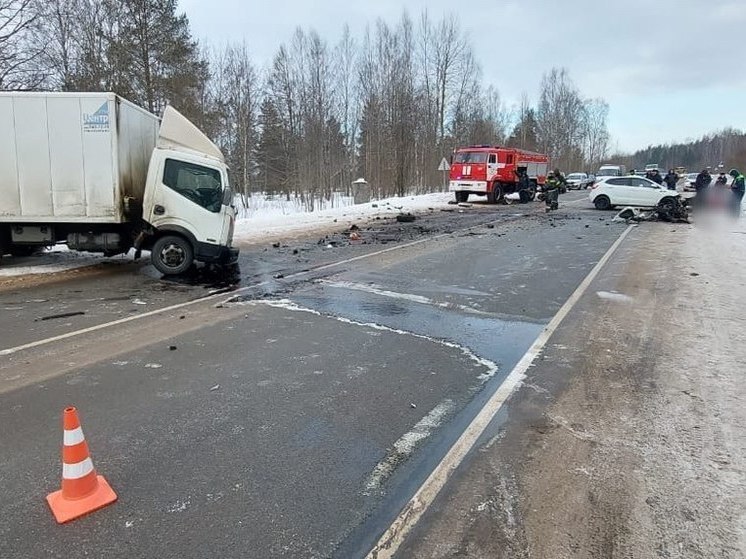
145, 363, 163, 369
169, 345, 177, 351
292, 249, 299, 255
36, 311, 86, 322
457, 202, 472, 208
272, 242, 281, 248
131, 298, 147, 305
210, 384, 220, 391
179, 315, 186, 320
690, 272, 700, 277
396, 213, 417, 223
410, 402, 417, 409
447, 200, 458, 205
349, 224, 359, 231
349, 231, 362, 241
273, 273, 285, 279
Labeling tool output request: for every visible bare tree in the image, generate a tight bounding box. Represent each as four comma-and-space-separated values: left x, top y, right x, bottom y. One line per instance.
536, 67, 586, 170
582, 98, 610, 171
0, 0, 41, 88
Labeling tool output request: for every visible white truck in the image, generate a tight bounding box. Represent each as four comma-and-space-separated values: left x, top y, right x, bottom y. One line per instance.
0, 92, 237, 275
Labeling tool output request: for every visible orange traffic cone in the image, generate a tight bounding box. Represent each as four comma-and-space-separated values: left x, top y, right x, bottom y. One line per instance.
46, 407, 117, 523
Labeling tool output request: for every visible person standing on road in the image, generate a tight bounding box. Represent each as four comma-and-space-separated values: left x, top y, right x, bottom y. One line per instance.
514, 168, 532, 203
553, 168, 568, 193
664, 169, 679, 190
544, 171, 560, 212
649, 169, 664, 185
694, 169, 712, 207
729, 169, 745, 217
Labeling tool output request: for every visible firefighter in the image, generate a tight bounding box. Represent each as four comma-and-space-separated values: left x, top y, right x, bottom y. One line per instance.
553, 168, 568, 193
544, 171, 560, 212
729, 168, 745, 217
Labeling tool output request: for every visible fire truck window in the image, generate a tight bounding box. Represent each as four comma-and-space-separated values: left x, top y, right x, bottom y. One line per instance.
507, 155, 514, 165
488, 154, 496, 164
454, 152, 488, 164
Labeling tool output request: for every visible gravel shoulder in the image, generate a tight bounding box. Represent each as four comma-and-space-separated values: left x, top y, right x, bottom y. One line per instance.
398, 218, 746, 558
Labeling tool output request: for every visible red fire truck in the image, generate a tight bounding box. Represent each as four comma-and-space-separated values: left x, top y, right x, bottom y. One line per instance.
449, 145, 550, 203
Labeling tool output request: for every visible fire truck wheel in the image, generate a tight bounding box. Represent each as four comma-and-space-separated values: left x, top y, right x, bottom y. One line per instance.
487, 184, 503, 204
455, 191, 469, 203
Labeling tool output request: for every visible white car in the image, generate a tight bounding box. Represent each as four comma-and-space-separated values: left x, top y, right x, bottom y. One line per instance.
566, 172, 593, 189
589, 175, 681, 210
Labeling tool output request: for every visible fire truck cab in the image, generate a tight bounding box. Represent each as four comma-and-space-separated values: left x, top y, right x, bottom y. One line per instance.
449, 145, 549, 203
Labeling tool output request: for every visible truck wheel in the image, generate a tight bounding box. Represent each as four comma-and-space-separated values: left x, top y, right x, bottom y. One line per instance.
455, 191, 469, 203
152, 235, 194, 275
487, 184, 503, 204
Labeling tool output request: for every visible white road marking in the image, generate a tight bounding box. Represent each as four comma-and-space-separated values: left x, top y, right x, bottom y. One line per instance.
365, 224, 634, 559
236, 299, 499, 382
365, 399, 456, 494
318, 280, 493, 316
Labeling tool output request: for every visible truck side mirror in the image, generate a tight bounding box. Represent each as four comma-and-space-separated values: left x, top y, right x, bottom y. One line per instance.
222, 187, 233, 206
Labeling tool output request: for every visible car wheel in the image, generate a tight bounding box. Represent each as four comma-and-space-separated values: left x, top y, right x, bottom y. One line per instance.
594, 195, 612, 211
658, 197, 677, 212
152, 235, 194, 275
455, 191, 469, 203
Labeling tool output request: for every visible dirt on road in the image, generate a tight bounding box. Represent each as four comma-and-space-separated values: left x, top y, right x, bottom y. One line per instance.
399, 219, 746, 558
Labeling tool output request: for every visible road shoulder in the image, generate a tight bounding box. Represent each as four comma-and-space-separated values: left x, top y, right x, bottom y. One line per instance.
397, 220, 746, 558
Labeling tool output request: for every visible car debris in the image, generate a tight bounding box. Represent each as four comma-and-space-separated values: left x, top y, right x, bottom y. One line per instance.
396, 213, 416, 223
36, 311, 86, 322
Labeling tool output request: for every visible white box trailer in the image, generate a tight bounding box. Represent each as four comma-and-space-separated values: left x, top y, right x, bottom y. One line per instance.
0, 92, 237, 274
0, 93, 157, 223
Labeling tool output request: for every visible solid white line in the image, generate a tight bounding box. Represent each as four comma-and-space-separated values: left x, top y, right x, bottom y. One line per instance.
365, 224, 634, 559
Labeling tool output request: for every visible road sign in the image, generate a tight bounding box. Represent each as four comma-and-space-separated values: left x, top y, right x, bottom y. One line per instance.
437, 157, 451, 171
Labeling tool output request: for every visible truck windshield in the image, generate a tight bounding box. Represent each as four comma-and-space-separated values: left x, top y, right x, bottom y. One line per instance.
453, 152, 488, 164
163, 159, 222, 213
597, 168, 620, 176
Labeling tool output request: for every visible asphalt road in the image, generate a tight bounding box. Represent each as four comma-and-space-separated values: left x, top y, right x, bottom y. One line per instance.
0, 191, 627, 558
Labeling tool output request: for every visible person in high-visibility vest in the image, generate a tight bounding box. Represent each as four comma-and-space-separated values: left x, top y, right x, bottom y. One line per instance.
544, 171, 560, 212
729, 168, 745, 217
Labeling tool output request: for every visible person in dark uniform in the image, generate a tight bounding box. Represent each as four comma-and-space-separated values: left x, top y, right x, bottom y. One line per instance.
694, 169, 712, 207
663, 169, 679, 190
729, 169, 745, 217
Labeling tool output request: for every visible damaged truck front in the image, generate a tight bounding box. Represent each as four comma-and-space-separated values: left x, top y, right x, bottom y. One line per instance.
0, 92, 237, 275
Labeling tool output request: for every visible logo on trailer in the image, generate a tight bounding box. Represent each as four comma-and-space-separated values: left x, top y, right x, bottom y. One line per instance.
82, 102, 110, 132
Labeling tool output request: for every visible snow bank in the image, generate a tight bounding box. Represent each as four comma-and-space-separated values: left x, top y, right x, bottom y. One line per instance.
233, 192, 453, 245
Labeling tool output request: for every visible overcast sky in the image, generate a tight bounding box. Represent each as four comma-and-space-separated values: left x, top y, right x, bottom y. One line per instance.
179, 0, 745, 153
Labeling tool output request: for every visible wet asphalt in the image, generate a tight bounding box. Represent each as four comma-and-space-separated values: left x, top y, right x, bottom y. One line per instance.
0, 193, 626, 558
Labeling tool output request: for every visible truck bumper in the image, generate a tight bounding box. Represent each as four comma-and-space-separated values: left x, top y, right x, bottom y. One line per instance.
449, 180, 488, 193
195, 241, 239, 264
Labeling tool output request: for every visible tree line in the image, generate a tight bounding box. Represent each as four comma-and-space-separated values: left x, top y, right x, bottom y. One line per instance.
611, 129, 746, 174
2, 0, 611, 205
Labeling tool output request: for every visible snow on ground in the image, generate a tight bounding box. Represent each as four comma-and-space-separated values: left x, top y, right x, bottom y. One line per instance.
233, 192, 454, 245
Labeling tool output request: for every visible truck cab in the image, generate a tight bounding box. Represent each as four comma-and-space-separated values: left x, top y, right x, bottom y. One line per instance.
142, 107, 237, 275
